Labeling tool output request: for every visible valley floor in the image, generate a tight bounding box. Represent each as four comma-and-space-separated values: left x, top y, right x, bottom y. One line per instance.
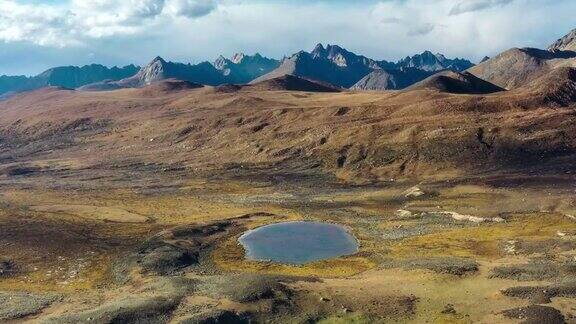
1, 169, 575, 323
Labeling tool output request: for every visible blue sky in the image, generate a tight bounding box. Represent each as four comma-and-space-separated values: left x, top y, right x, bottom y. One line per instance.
0, 0, 574, 75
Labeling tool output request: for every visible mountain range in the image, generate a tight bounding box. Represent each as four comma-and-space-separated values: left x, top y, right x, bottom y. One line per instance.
3, 28, 575, 97
0, 64, 139, 96
0, 46, 474, 96
251, 45, 473, 89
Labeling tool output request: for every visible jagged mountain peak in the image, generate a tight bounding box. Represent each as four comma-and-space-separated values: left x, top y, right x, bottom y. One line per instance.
231, 53, 245, 64
312, 43, 326, 56
312, 44, 347, 59
310, 43, 385, 69
214, 53, 277, 66
292, 50, 309, 59
150, 56, 166, 64
312, 44, 348, 57
435, 52, 447, 61
134, 57, 172, 85
325, 44, 345, 53
549, 28, 576, 52
213, 55, 230, 70
209, 52, 281, 84
398, 51, 473, 72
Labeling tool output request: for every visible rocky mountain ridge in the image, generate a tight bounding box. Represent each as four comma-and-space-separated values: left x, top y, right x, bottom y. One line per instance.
254, 44, 473, 89
549, 28, 576, 52
213, 53, 280, 84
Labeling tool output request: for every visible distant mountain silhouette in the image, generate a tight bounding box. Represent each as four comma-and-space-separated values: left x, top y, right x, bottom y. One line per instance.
0, 64, 138, 95
83, 54, 279, 91
396, 51, 474, 72
122, 57, 227, 87
213, 53, 279, 84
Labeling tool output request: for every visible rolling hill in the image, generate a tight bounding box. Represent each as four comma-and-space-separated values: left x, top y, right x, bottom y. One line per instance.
468, 29, 576, 90
350, 68, 436, 91
406, 70, 505, 94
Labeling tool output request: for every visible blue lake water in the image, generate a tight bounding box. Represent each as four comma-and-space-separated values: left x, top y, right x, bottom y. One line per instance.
238, 221, 359, 265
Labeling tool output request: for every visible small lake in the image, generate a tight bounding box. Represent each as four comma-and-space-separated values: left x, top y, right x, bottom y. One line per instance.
238, 221, 359, 265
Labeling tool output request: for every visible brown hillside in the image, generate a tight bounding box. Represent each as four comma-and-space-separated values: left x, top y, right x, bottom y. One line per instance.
1, 76, 576, 183
406, 71, 504, 94
467, 48, 576, 89
247, 74, 341, 92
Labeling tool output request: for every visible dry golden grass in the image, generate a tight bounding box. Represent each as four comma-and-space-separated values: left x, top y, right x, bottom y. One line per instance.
388, 213, 575, 259
30, 205, 149, 223
0, 254, 112, 293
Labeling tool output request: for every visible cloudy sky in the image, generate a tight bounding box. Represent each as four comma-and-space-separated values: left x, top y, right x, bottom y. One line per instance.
0, 0, 574, 75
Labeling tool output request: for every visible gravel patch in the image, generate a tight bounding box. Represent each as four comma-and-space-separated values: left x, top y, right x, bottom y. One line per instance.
43, 295, 181, 324
0, 291, 60, 320
502, 280, 576, 303
502, 305, 565, 324
178, 310, 251, 324
380, 257, 479, 276
490, 259, 576, 281
198, 274, 303, 303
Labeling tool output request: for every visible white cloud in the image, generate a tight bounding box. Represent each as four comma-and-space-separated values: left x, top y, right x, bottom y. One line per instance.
0, 0, 219, 46
0, 1, 76, 46
449, 0, 514, 15
366, 0, 575, 61
166, 0, 218, 18
407, 23, 436, 36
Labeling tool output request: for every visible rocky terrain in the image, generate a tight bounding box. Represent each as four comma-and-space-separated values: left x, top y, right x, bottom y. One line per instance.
549, 28, 576, 52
